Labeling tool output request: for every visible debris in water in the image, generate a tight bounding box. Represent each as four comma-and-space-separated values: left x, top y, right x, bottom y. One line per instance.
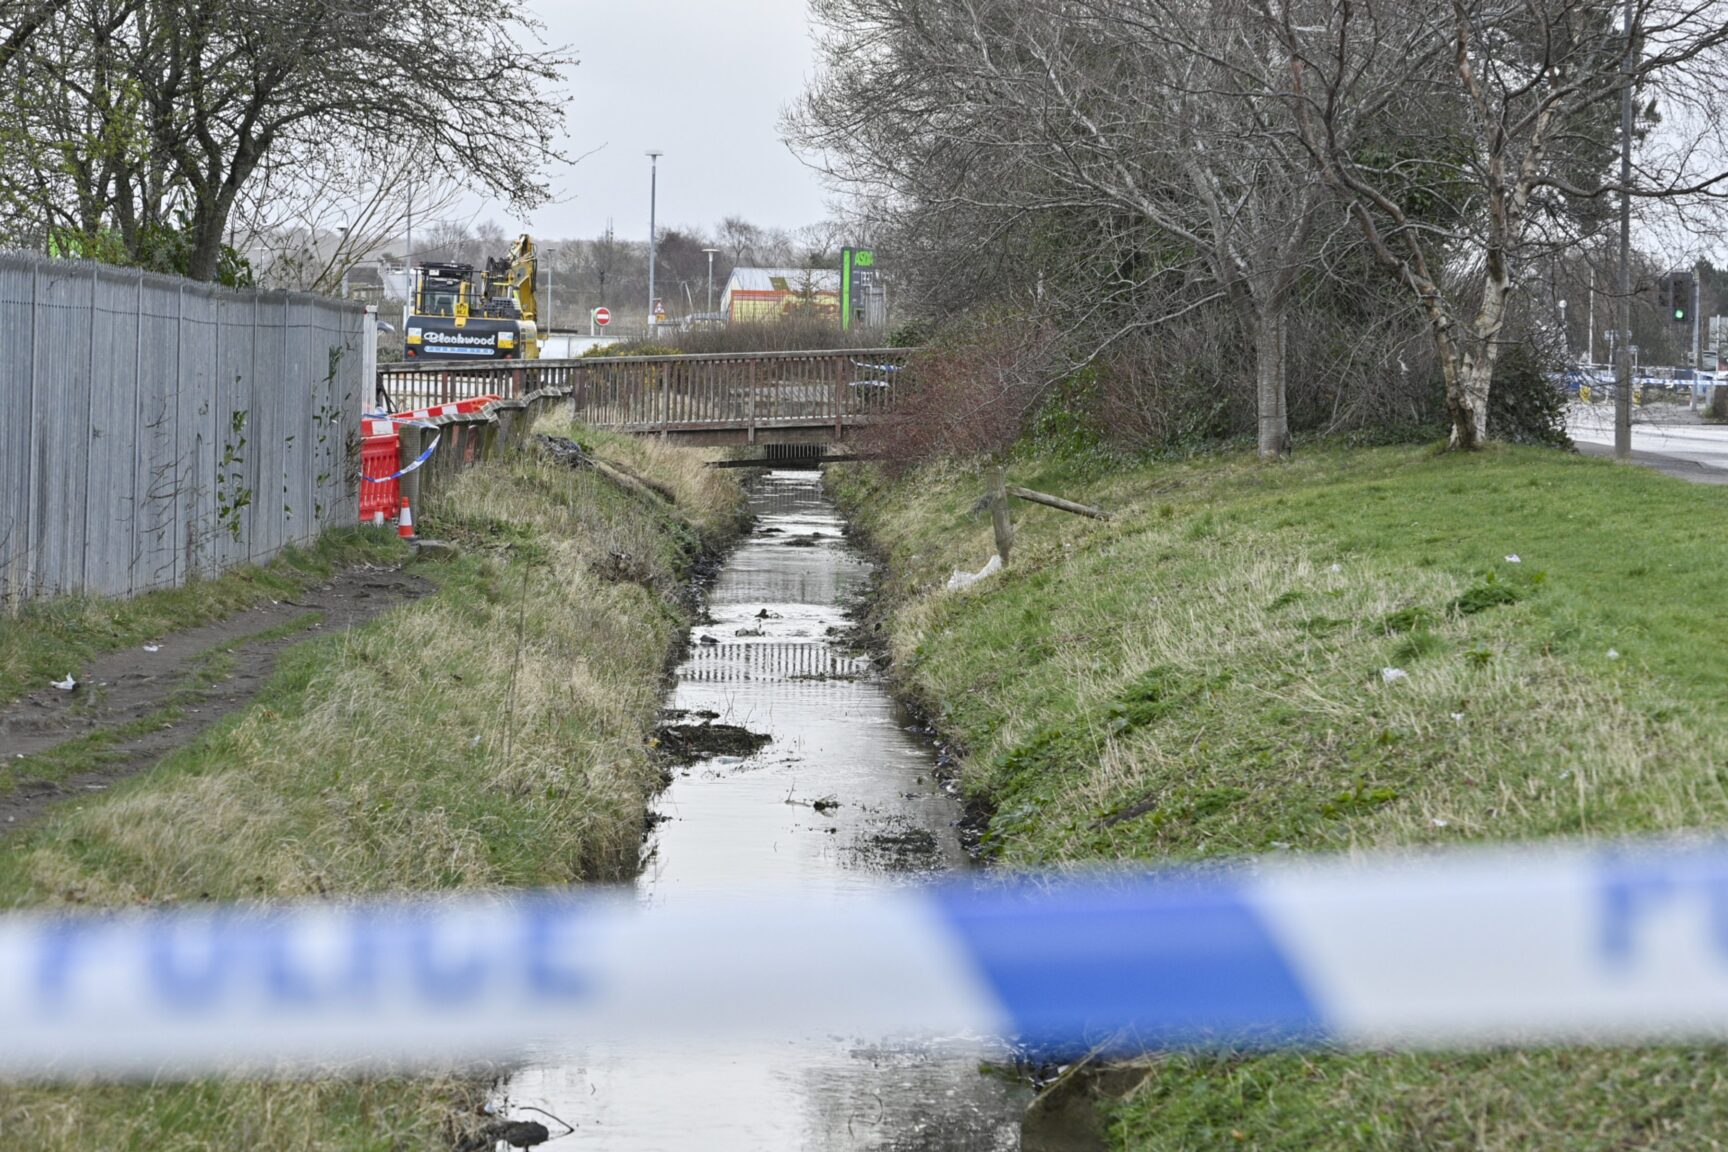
697, 634, 719, 646
812, 796, 841, 814
653, 722, 771, 765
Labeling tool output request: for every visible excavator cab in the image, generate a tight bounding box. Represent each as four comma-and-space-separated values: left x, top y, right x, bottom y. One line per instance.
403, 248, 539, 361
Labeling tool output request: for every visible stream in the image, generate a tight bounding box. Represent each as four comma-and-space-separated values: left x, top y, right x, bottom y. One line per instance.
508, 469, 1031, 1149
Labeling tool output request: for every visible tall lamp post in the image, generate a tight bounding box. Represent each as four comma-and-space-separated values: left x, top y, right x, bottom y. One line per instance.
337, 225, 351, 298
1614, 0, 1634, 459
702, 246, 719, 317
646, 150, 662, 333
543, 246, 556, 338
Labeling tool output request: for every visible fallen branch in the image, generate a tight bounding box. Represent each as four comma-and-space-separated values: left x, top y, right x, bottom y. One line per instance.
595, 457, 676, 504
1007, 485, 1110, 521
534, 434, 675, 505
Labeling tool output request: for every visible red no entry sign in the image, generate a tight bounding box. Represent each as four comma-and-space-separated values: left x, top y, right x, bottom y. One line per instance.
592, 307, 611, 327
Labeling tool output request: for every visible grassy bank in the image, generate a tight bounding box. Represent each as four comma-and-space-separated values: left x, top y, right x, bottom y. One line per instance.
834, 443, 1728, 1149
0, 424, 743, 1149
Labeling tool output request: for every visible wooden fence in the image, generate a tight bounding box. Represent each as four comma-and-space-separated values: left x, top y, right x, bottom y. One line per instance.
376, 349, 908, 436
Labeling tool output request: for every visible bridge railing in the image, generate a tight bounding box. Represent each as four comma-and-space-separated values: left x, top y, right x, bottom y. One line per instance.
375, 349, 911, 433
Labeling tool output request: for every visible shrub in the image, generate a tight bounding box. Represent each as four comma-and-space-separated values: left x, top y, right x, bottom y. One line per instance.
1489, 341, 1571, 447
860, 311, 1060, 467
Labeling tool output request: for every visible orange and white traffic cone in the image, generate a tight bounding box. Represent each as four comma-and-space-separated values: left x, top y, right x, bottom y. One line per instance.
397, 495, 416, 540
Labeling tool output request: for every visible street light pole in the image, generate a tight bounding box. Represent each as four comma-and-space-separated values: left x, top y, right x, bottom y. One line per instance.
702, 246, 719, 316
543, 247, 555, 338
646, 150, 662, 334
1615, 0, 1634, 459
337, 225, 350, 299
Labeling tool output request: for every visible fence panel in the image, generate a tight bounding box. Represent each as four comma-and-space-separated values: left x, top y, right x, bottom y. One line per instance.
0, 253, 366, 607
0, 262, 33, 603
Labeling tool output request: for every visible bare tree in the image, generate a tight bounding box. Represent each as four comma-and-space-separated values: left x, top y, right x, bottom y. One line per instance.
792, 0, 1330, 458
2, 0, 572, 281
1269, 0, 1728, 449
0, 0, 75, 76
231, 140, 460, 293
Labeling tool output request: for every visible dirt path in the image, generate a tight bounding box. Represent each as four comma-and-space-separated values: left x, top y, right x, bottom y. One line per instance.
0, 564, 431, 830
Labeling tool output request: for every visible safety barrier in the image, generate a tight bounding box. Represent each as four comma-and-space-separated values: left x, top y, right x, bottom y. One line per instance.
356, 397, 504, 524
358, 418, 401, 524
8, 839, 1728, 1076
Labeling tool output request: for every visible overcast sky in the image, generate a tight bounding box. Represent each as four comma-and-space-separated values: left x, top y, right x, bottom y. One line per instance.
472, 0, 831, 244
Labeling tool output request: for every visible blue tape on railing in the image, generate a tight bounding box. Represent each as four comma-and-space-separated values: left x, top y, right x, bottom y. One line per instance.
850, 359, 903, 373
12, 841, 1728, 1077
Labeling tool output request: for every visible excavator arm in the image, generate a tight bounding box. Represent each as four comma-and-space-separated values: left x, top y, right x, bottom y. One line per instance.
508, 234, 538, 324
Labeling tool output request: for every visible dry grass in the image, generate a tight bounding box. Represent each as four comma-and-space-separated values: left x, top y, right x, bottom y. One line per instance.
0, 432, 744, 1148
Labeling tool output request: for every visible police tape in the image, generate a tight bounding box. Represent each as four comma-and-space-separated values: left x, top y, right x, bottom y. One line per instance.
8, 840, 1728, 1077
360, 413, 442, 485
359, 432, 441, 484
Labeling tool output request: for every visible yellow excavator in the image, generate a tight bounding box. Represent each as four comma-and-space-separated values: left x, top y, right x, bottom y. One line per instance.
403, 234, 541, 361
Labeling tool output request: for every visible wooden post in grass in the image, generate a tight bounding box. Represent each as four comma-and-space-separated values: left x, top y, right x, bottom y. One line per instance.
989, 467, 1014, 563
1007, 485, 1111, 521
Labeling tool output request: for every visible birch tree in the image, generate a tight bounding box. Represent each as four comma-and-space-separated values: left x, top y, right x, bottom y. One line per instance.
1268, 0, 1728, 449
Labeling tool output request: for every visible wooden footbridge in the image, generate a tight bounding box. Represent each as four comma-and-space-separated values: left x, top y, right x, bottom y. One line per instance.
375, 349, 909, 446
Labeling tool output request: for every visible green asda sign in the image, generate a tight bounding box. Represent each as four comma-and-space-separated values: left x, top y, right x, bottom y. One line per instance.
841, 247, 878, 330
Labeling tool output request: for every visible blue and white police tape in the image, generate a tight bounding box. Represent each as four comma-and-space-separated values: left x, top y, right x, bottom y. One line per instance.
360, 432, 441, 483
9, 839, 1728, 1077
850, 359, 903, 373
361, 413, 442, 484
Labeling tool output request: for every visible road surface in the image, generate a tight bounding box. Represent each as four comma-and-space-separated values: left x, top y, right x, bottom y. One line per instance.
1566, 401, 1728, 486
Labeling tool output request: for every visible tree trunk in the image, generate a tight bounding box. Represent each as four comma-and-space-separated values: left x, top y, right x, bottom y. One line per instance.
1449, 349, 1494, 450
1445, 269, 1510, 450
1254, 305, 1291, 458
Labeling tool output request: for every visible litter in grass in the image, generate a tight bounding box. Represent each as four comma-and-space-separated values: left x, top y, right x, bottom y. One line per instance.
1506, 554, 1522, 563
947, 554, 1003, 591
51, 675, 76, 691
1381, 667, 1409, 684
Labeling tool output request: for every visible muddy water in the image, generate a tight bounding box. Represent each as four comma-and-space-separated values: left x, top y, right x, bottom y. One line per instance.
510, 470, 1030, 1149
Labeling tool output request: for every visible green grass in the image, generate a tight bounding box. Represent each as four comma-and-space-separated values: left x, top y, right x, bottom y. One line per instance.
0, 531, 404, 706
0, 427, 743, 1150
833, 442, 1728, 1150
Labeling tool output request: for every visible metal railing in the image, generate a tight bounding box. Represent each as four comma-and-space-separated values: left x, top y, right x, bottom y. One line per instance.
376, 349, 910, 434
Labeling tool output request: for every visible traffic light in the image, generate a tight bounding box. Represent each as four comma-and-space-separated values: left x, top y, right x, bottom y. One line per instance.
1672, 273, 1694, 324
